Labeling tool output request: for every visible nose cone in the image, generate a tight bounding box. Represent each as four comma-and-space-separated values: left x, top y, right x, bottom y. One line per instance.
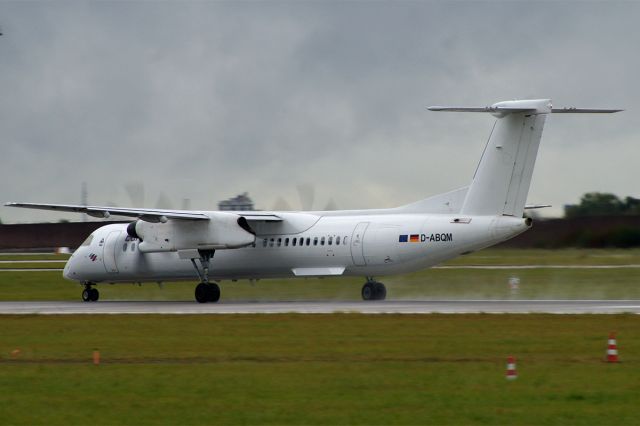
63, 256, 76, 281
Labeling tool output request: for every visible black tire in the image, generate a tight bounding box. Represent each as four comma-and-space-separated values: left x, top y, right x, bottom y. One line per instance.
89, 288, 100, 302
82, 288, 91, 302
374, 282, 386, 301
361, 282, 375, 301
195, 283, 209, 303
207, 283, 221, 303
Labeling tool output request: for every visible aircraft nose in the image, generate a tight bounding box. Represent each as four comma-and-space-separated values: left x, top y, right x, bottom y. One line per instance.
63, 256, 77, 281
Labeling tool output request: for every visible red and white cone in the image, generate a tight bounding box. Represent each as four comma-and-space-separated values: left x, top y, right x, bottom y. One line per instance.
506, 356, 517, 380
607, 332, 619, 363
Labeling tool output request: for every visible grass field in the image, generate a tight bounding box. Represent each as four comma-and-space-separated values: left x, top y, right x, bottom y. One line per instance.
1, 249, 639, 424
1, 314, 639, 425
2, 249, 640, 301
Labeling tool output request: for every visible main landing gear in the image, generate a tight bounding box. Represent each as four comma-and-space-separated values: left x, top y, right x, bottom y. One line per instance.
361, 277, 386, 301
190, 249, 220, 303
81, 283, 99, 302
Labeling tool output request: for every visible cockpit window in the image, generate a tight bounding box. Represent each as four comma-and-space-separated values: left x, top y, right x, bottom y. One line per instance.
80, 235, 94, 247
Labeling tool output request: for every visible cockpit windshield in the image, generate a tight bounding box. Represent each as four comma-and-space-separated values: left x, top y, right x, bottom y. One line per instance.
80, 234, 94, 247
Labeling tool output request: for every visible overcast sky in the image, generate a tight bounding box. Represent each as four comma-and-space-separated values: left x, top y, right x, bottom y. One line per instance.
1, 1, 638, 223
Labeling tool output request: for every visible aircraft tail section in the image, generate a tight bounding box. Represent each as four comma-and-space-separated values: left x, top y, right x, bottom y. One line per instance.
428, 99, 621, 217
461, 99, 550, 216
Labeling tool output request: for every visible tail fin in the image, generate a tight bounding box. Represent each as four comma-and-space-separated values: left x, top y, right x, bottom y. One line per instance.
429, 99, 621, 217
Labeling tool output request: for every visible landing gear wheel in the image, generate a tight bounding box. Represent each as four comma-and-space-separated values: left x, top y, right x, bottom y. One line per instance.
362, 281, 387, 301
82, 288, 91, 302
374, 282, 387, 301
207, 283, 221, 303
195, 283, 209, 303
362, 282, 375, 301
89, 288, 99, 302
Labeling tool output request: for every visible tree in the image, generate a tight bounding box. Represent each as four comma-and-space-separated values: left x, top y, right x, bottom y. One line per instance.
565, 192, 640, 218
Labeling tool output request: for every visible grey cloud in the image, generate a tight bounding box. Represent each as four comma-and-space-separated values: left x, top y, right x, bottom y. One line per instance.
0, 1, 638, 222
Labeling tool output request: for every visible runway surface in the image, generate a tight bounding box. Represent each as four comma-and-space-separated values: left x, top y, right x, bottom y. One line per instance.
0, 300, 639, 314
4, 264, 640, 272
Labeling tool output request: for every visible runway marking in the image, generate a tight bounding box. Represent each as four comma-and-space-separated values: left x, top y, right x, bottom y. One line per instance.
0, 260, 66, 264
0, 300, 638, 315
0, 269, 63, 272
434, 265, 640, 269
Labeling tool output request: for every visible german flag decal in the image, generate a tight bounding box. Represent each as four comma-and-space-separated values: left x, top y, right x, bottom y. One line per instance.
399, 234, 423, 243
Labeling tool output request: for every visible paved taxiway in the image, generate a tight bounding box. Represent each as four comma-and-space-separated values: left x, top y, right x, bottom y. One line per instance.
0, 300, 639, 314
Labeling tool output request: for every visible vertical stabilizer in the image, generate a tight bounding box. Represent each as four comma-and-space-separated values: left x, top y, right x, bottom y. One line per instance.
461, 99, 550, 216
430, 99, 551, 216
428, 99, 621, 217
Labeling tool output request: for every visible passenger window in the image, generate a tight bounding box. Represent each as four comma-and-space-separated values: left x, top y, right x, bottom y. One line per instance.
285, 238, 289, 246
312, 237, 318, 246
269, 238, 274, 247
131, 243, 135, 252
263, 238, 268, 248
122, 243, 128, 252
321, 237, 325, 246
277, 238, 282, 247
344, 236, 348, 245
328, 236, 333, 245
306, 237, 311, 246
292, 238, 297, 247
336, 236, 340, 245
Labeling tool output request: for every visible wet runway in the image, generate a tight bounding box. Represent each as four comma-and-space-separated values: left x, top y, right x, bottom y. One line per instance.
0, 300, 639, 314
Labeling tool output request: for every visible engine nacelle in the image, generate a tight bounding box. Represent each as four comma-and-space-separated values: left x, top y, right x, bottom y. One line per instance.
127, 212, 256, 253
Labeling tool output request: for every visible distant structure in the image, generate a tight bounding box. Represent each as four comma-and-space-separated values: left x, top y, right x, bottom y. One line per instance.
218, 192, 254, 211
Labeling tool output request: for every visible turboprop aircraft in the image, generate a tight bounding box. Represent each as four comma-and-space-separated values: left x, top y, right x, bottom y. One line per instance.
6, 99, 621, 303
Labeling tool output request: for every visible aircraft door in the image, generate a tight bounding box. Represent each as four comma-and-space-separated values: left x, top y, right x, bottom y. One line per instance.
363, 225, 399, 265
103, 230, 121, 273
350, 222, 369, 266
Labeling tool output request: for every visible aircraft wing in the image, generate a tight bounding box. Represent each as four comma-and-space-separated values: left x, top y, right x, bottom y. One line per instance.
5, 202, 210, 221
5, 202, 283, 223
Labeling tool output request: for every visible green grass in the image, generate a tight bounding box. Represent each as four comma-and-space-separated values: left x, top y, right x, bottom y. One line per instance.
0, 254, 70, 261
444, 248, 640, 266
1, 314, 639, 425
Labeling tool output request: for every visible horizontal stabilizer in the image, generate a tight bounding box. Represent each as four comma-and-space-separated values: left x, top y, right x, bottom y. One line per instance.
429, 101, 622, 115
550, 108, 623, 113
524, 204, 552, 210
428, 106, 536, 114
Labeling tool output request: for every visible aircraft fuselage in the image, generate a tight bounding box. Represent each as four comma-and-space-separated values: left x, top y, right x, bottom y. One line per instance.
63, 213, 530, 284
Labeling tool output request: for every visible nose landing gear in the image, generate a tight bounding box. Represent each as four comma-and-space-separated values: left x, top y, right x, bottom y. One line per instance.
361, 277, 386, 301
81, 283, 99, 302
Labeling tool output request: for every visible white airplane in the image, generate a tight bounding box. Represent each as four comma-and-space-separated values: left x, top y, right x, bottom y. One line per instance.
6, 99, 621, 303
